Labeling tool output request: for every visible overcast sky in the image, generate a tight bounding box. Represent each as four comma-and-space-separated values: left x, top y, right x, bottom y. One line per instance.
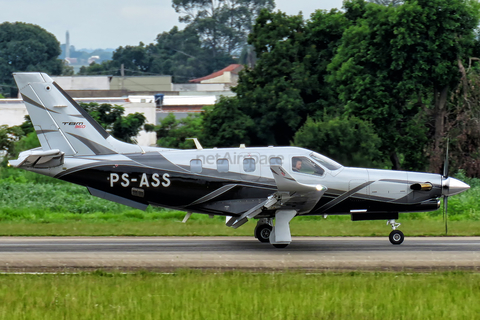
0, 0, 344, 50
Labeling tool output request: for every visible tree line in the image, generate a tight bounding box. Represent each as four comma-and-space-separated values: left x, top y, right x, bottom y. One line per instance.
0, 0, 275, 95
78, 0, 275, 82
149, 0, 480, 177
2, 0, 480, 177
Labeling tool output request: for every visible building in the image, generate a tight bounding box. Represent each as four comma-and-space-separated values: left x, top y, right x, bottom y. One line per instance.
0, 94, 220, 146
1, 65, 242, 145
0, 97, 157, 146
50, 75, 173, 98
189, 64, 243, 86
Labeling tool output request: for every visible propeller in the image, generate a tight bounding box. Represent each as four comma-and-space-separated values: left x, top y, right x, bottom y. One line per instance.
442, 140, 449, 235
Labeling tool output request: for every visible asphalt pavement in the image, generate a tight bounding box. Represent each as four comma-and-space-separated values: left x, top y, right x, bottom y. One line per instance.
0, 236, 478, 272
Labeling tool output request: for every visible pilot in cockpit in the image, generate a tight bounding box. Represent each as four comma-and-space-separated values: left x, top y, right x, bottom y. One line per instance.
293, 158, 302, 172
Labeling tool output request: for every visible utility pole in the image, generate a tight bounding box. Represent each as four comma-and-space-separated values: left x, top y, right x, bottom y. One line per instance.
120, 63, 125, 92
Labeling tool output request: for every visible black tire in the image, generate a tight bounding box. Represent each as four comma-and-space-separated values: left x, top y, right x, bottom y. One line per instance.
389, 230, 404, 245
273, 243, 289, 248
255, 224, 272, 243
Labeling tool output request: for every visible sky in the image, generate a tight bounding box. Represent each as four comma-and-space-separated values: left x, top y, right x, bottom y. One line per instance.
1, 0, 344, 50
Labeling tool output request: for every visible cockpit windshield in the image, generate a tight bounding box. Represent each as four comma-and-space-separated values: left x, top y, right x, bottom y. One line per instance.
310, 152, 343, 171
292, 157, 325, 176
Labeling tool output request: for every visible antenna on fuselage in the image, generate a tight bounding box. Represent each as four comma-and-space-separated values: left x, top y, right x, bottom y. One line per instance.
186, 138, 203, 150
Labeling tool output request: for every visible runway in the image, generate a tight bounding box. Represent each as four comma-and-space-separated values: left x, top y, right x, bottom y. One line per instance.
0, 236, 479, 272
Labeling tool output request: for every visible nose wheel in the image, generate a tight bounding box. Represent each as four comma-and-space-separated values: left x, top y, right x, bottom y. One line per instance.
389, 230, 404, 245
387, 219, 404, 245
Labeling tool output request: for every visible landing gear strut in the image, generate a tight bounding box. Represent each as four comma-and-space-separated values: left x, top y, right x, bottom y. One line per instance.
254, 211, 297, 248
387, 219, 404, 245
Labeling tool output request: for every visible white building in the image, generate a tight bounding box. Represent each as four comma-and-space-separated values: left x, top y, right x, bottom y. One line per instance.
0, 97, 157, 146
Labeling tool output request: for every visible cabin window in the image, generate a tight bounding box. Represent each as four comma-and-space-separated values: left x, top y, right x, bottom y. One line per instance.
292, 156, 324, 176
243, 158, 256, 172
190, 159, 203, 173
269, 157, 282, 165
217, 159, 229, 173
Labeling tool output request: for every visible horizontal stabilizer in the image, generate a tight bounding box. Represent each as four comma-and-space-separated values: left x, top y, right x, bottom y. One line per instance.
9, 148, 64, 168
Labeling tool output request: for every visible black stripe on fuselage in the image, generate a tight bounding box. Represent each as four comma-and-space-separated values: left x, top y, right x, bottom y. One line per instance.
58, 164, 276, 213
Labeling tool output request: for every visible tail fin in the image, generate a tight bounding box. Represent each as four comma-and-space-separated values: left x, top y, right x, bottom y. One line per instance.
13, 72, 142, 156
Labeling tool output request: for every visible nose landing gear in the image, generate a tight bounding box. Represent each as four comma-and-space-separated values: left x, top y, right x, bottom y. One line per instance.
387, 219, 404, 245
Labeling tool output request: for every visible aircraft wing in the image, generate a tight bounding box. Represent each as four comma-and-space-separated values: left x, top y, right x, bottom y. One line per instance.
229, 165, 327, 228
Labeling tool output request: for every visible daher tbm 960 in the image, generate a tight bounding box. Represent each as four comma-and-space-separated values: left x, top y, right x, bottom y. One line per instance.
8, 72, 470, 248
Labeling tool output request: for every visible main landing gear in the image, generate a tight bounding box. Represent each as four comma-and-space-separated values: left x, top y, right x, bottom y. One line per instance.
255, 210, 297, 248
387, 219, 404, 245
254, 218, 272, 243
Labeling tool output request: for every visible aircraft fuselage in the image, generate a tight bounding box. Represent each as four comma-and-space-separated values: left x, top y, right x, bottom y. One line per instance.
31, 146, 446, 218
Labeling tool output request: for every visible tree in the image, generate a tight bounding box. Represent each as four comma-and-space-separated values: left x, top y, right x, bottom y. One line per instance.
149, 26, 234, 82
328, 1, 426, 170
149, 113, 204, 148
79, 103, 147, 143
172, 0, 275, 57
0, 125, 23, 156
61, 61, 74, 76
293, 116, 383, 167
79, 27, 235, 82
0, 22, 62, 97
202, 8, 350, 146
202, 97, 254, 147
328, 0, 480, 171
368, 0, 403, 6
79, 43, 151, 76
78, 60, 115, 75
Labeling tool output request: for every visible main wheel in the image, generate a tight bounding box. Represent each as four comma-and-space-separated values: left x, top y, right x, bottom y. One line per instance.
255, 224, 272, 243
272, 243, 289, 248
389, 230, 404, 245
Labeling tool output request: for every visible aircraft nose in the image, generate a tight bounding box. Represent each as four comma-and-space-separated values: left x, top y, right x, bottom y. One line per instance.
442, 177, 470, 196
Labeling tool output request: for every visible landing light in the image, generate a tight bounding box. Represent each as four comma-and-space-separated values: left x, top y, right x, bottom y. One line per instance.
316, 185, 323, 191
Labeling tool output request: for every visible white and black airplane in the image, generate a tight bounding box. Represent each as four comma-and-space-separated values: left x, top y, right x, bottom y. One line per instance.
8, 72, 470, 247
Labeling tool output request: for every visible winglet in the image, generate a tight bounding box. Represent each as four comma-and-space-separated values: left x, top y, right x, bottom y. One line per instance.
270, 165, 326, 193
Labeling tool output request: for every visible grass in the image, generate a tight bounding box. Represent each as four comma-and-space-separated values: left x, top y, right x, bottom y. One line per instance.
0, 271, 478, 319
0, 219, 478, 236
1, 166, 480, 236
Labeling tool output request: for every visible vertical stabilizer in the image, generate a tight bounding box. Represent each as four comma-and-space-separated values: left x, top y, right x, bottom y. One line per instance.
13, 72, 142, 156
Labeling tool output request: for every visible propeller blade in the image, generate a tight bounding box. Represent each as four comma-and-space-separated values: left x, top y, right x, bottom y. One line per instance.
442, 139, 449, 235
444, 196, 448, 235
443, 139, 449, 178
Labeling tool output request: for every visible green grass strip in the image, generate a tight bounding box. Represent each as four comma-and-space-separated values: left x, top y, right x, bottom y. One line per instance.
0, 271, 478, 319
0, 219, 478, 236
